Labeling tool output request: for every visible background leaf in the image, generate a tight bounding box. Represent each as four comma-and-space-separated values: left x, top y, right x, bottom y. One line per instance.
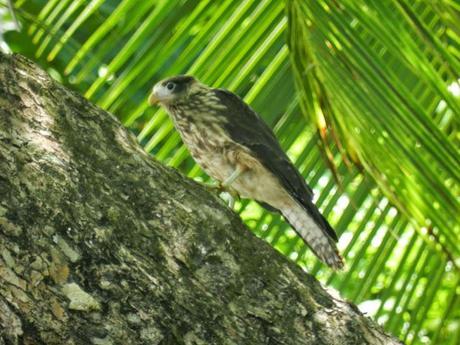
287, 0, 460, 258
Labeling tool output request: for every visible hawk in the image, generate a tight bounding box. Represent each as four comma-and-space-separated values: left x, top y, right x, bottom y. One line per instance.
149, 76, 344, 269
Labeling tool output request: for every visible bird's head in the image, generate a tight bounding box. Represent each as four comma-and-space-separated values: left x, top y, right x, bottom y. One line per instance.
149, 75, 200, 106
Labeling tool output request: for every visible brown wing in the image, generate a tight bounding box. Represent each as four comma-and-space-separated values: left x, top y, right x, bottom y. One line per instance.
212, 89, 338, 242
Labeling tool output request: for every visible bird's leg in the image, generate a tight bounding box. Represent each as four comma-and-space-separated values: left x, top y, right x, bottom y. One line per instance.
220, 166, 244, 208
200, 167, 244, 209
222, 165, 244, 189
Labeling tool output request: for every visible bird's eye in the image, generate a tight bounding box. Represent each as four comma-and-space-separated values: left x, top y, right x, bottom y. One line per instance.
166, 82, 175, 91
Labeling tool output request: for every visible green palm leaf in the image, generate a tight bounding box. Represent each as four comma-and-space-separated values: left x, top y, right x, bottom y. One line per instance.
287, 1, 460, 259
5, 0, 460, 343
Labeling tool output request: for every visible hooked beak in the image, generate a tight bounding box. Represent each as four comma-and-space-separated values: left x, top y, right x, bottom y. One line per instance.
148, 91, 159, 106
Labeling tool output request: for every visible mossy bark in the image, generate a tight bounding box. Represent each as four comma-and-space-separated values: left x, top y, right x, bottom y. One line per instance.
0, 53, 402, 345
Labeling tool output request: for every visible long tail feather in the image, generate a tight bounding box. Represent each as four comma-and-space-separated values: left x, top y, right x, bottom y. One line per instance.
282, 202, 344, 269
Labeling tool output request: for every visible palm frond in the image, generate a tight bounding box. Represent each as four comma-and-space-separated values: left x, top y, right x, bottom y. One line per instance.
287, 0, 460, 258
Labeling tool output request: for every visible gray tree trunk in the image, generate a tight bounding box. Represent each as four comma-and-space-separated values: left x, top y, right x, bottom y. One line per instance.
0, 53, 402, 345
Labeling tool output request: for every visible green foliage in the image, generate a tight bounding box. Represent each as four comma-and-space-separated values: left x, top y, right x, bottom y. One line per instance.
288, 0, 460, 259
4, 0, 459, 343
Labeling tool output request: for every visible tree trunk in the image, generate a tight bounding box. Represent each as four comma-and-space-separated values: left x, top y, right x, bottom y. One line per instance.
0, 53, 402, 345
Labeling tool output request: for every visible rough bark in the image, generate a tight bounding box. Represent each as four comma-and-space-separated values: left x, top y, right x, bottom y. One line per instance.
0, 53, 402, 345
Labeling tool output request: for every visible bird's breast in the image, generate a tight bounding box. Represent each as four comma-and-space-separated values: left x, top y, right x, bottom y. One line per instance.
172, 114, 234, 181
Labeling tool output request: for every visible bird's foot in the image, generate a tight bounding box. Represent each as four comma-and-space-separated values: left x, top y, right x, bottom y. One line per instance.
201, 182, 240, 209
202, 182, 223, 195
225, 186, 240, 201
222, 186, 240, 209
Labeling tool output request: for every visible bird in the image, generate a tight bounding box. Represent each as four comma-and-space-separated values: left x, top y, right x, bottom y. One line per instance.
148, 75, 344, 269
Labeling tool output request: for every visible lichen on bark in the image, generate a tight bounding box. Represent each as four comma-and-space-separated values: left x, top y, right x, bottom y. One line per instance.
0, 53, 402, 345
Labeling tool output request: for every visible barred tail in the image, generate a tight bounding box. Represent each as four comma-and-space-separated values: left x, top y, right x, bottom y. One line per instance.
282, 202, 344, 270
